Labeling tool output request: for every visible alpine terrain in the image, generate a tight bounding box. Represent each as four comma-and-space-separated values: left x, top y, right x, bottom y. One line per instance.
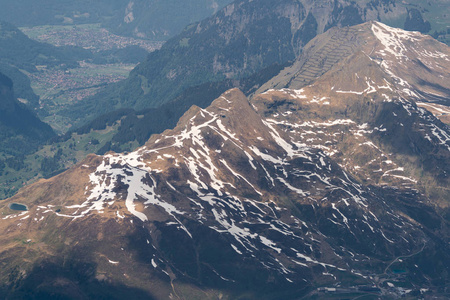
1, 21, 450, 299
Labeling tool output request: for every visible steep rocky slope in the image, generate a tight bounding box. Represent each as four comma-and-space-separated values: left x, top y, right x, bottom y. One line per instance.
255, 22, 450, 207
257, 21, 450, 104
105, 0, 233, 40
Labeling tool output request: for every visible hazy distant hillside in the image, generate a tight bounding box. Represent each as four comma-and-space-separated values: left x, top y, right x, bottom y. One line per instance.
0, 0, 233, 41
0, 21, 91, 72
0, 21, 97, 113
104, 0, 234, 40
0, 0, 124, 27
0, 63, 40, 109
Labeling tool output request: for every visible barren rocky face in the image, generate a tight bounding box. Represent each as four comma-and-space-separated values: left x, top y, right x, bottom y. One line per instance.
1, 22, 450, 299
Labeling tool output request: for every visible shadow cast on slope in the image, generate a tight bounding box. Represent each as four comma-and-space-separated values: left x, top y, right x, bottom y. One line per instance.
125, 218, 312, 300
1, 254, 156, 300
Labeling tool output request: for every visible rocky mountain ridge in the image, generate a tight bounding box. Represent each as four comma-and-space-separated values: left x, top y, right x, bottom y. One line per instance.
1, 88, 444, 298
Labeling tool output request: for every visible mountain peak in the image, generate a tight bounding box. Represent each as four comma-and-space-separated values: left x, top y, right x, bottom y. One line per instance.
371, 20, 428, 51
152, 88, 273, 152
207, 88, 265, 132
256, 20, 450, 105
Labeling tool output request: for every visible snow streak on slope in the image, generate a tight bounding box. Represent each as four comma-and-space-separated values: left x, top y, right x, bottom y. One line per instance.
371, 22, 420, 59
370, 22, 450, 102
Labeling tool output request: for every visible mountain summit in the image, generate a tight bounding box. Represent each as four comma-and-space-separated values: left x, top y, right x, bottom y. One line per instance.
1, 22, 450, 299
257, 21, 450, 103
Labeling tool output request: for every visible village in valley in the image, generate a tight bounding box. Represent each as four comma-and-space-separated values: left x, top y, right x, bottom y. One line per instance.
20, 23, 162, 52
20, 24, 163, 133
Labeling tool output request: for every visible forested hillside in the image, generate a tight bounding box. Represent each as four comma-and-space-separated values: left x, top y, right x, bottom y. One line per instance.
0, 72, 55, 196
0, 21, 91, 72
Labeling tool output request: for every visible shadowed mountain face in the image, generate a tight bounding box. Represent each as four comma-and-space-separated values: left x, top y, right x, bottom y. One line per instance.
0, 72, 14, 111
1, 22, 450, 298
0, 72, 55, 156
